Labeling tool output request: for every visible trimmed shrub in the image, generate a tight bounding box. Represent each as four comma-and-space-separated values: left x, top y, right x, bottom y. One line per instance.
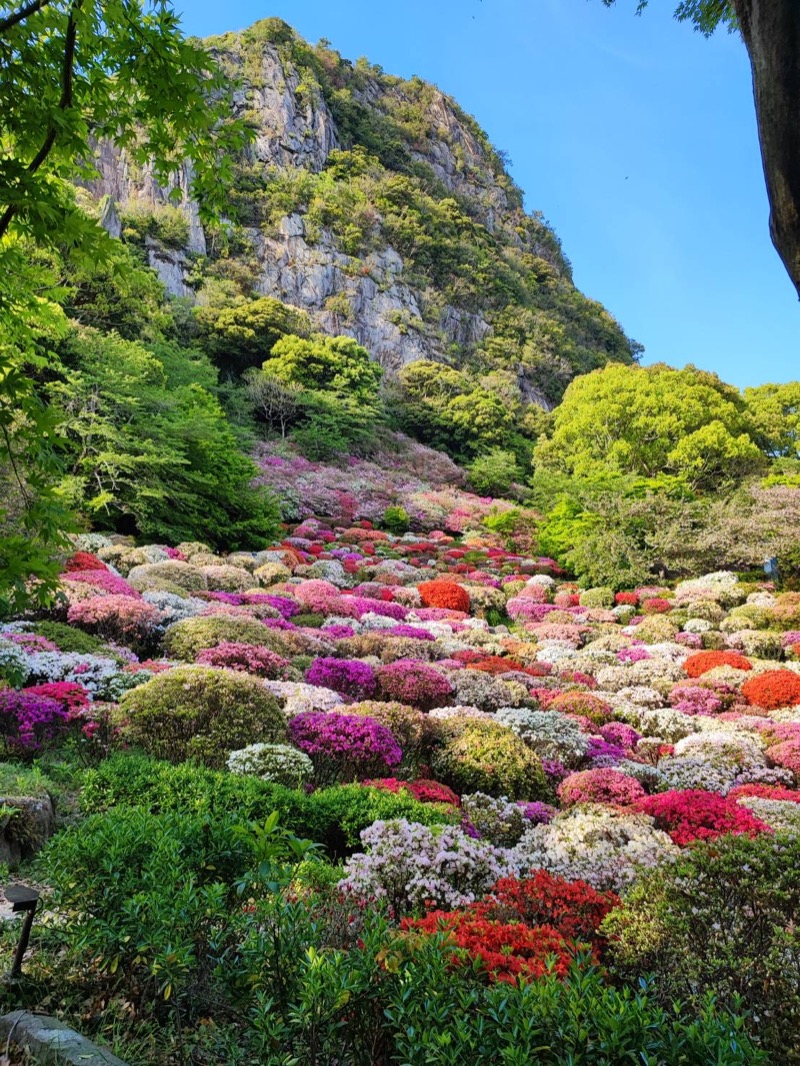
417, 581, 470, 613
195, 641, 291, 679
431, 720, 548, 801
288, 712, 402, 785
163, 616, 276, 661
304, 657, 377, 700
376, 659, 453, 710
742, 669, 800, 710
683, 650, 752, 678
558, 769, 646, 809
120, 665, 285, 767
227, 742, 313, 788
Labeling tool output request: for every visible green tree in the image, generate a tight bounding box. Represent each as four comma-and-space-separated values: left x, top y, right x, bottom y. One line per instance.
262, 334, 382, 405
533, 363, 764, 490
0, 0, 250, 611
194, 296, 313, 377
48, 327, 280, 548
468, 449, 523, 496
602, 1, 800, 299
743, 381, 800, 457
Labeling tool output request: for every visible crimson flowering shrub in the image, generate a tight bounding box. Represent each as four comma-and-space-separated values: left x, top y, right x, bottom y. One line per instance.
67, 595, 162, 646
304, 658, 377, 700
727, 783, 800, 803
615, 592, 639, 606
547, 692, 613, 725
468, 656, 525, 676
23, 681, 89, 714
403, 909, 580, 983
558, 769, 646, 809
742, 669, 800, 709
641, 597, 672, 614
376, 659, 453, 710
481, 870, 619, 949
684, 651, 752, 678
417, 581, 470, 613
195, 642, 291, 679
636, 790, 771, 845
64, 552, 107, 573
363, 777, 461, 806
0, 690, 70, 756
287, 712, 402, 785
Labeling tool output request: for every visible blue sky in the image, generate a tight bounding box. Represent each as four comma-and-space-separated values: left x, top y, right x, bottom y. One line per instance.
179, 0, 798, 389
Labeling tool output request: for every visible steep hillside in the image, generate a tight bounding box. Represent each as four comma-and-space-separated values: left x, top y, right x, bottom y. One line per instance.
84, 17, 637, 408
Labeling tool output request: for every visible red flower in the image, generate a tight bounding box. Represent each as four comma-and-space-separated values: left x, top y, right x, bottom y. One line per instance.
417, 581, 470, 613
684, 651, 752, 678
636, 789, 771, 846
742, 669, 800, 710
63, 551, 108, 573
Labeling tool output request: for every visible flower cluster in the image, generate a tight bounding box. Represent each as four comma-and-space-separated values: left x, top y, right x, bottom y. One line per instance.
288, 712, 402, 784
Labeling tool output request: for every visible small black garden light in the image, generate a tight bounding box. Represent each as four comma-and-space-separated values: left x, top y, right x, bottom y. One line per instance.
3, 884, 40, 980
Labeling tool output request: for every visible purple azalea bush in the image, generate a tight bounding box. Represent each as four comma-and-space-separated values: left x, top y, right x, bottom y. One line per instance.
288, 711, 402, 784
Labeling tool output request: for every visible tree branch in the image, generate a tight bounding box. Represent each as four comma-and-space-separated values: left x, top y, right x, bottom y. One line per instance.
0, 0, 52, 35
0, 0, 82, 240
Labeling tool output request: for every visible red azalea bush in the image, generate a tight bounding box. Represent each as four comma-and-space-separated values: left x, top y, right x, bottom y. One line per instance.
22, 682, 89, 714
363, 777, 461, 806
417, 581, 470, 613
684, 651, 753, 679
727, 783, 800, 803
403, 910, 580, 983
547, 691, 613, 725
557, 768, 646, 809
64, 551, 108, 573
481, 871, 620, 949
195, 642, 291, 679
636, 789, 772, 846
742, 669, 800, 710
615, 592, 639, 606
376, 659, 453, 710
641, 597, 672, 614
468, 656, 524, 676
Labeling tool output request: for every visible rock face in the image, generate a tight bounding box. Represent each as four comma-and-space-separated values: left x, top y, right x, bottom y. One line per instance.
86, 18, 634, 400
0, 793, 55, 868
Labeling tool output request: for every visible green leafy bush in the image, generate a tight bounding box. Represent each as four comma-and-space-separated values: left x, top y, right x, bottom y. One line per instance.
430, 720, 547, 801
605, 833, 800, 1064
468, 449, 521, 496
163, 616, 277, 660
382, 505, 410, 534
80, 754, 458, 857
120, 666, 286, 767
33, 621, 107, 656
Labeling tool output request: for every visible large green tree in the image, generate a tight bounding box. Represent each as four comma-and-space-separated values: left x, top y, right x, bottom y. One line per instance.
0, 0, 249, 612
603, 1, 800, 299
533, 362, 764, 489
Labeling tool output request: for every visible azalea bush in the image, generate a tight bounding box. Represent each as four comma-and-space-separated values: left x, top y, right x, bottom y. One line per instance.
287, 712, 402, 785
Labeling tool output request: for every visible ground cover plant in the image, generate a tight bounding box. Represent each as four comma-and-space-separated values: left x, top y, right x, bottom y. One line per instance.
0, 517, 797, 1065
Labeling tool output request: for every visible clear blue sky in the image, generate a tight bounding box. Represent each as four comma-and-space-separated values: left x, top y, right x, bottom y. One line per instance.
178, 0, 799, 389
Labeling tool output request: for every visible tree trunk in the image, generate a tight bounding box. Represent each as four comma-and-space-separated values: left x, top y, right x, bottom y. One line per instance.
734, 0, 800, 298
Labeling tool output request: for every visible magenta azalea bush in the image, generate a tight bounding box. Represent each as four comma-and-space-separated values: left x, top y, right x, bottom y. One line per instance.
376, 659, 453, 710
287, 711, 402, 785
0, 690, 70, 756
196, 642, 291, 679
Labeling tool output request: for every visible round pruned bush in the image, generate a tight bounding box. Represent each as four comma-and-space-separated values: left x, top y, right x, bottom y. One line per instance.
195, 641, 291, 679
163, 616, 277, 661
287, 711, 402, 785
227, 742, 313, 788
376, 659, 453, 711
120, 665, 285, 767
304, 657, 377, 700
431, 720, 548, 801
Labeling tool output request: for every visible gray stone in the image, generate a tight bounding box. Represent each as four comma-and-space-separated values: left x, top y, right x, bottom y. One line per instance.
0, 795, 54, 869
0, 1011, 129, 1066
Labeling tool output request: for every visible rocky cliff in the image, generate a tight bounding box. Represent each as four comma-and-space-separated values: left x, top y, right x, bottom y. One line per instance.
84, 17, 637, 407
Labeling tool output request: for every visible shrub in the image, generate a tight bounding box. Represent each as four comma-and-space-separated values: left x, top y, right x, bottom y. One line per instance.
495, 707, 589, 766
67, 595, 162, 646
404, 909, 580, 983
558, 769, 646, 808
227, 742, 314, 788
766, 738, 800, 774
683, 650, 752, 678
386, 951, 765, 1065
431, 720, 548, 801
578, 587, 614, 608
382, 505, 410, 534
513, 805, 678, 891
0, 690, 70, 757
32, 621, 106, 655
483, 870, 619, 949
605, 833, 800, 1064
195, 641, 291, 678
417, 581, 470, 613
163, 616, 276, 661
637, 789, 772, 845
22, 681, 89, 713
339, 819, 509, 915
288, 712, 402, 784
461, 792, 527, 846
120, 665, 285, 767
547, 691, 613, 725
468, 449, 521, 496
742, 669, 800, 709
127, 560, 207, 593
376, 659, 453, 710
80, 754, 457, 857
304, 657, 377, 700
347, 700, 428, 767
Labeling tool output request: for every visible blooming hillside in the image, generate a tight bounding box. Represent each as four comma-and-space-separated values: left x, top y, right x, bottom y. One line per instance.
1, 518, 798, 1063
